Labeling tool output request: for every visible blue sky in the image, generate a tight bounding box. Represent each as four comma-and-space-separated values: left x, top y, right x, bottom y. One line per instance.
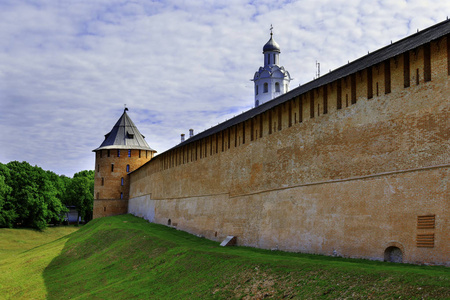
1, 0, 449, 176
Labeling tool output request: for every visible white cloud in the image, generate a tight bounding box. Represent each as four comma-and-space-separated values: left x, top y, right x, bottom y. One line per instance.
1, 0, 449, 176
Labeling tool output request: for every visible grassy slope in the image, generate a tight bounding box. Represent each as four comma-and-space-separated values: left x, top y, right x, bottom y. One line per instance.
1, 215, 449, 299
0, 226, 79, 299
0, 226, 79, 258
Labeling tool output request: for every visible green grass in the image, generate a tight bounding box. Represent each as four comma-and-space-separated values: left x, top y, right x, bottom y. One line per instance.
0, 226, 79, 299
0, 215, 449, 299
0, 226, 79, 258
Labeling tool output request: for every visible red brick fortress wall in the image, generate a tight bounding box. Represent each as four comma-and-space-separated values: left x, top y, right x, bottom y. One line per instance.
128, 36, 449, 265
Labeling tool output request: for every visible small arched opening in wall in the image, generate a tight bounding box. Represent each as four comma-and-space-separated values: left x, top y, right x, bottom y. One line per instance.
384, 242, 404, 263
167, 219, 171, 226
384, 246, 403, 263
384, 245, 403, 263
275, 82, 280, 92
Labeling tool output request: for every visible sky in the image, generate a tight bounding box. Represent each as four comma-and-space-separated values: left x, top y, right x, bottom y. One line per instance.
1, 0, 449, 177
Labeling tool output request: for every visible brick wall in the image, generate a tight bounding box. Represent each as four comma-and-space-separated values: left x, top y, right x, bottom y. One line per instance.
128, 37, 449, 265
93, 149, 153, 218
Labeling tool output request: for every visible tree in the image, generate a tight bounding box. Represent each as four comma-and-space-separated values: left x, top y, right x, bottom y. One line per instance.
66, 170, 94, 224
3, 161, 67, 230
0, 161, 93, 229
0, 164, 15, 228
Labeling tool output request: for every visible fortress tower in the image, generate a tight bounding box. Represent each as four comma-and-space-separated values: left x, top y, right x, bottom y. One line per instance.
92, 108, 156, 218
253, 27, 291, 107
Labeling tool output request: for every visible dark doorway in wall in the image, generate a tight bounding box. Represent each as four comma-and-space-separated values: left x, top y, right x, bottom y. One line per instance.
167, 219, 171, 226
384, 246, 403, 263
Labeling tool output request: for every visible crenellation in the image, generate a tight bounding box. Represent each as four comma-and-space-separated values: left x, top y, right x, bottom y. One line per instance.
424, 42, 432, 82
322, 85, 328, 115
277, 105, 282, 131
384, 59, 391, 94
351, 73, 357, 104
337, 78, 343, 109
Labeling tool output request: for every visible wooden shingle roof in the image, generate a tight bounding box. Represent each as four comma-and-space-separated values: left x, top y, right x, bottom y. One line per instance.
94, 109, 156, 152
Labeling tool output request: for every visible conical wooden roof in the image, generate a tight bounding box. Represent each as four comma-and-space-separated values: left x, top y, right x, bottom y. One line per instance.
93, 108, 155, 152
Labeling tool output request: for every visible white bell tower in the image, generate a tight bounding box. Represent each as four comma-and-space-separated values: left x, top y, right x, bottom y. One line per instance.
252, 26, 291, 107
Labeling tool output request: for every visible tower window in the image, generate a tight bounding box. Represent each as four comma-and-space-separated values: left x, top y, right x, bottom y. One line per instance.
273, 54, 276, 64
275, 82, 280, 92
121, 177, 124, 186
128, 149, 131, 157
97, 164, 100, 172
111, 164, 114, 172
126, 164, 130, 172
268, 54, 270, 64
139, 150, 141, 158
264, 83, 268, 93
107, 150, 110, 157
117, 150, 120, 157
120, 192, 123, 199
101, 177, 104, 186
256, 85, 259, 95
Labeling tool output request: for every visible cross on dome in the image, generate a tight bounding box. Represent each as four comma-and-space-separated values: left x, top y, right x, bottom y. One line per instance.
263, 25, 280, 53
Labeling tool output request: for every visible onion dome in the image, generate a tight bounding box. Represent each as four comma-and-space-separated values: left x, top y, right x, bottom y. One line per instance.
263, 32, 280, 53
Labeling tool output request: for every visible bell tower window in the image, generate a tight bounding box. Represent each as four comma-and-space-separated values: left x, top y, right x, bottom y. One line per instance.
254, 27, 291, 107
275, 82, 280, 92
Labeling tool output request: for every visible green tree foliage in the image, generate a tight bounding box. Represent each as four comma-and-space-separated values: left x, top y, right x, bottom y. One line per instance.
65, 170, 94, 224
0, 161, 94, 230
0, 161, 67, 229
0, 164, 15, 228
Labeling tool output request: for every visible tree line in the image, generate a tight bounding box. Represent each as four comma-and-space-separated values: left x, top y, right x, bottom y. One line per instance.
0, 161, 94, 230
